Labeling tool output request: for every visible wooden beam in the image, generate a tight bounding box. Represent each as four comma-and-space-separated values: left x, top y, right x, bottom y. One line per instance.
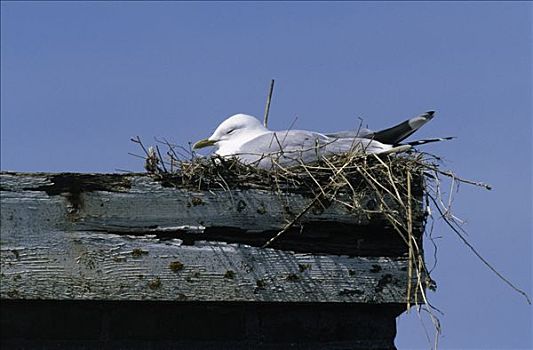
1, 172, 425, 303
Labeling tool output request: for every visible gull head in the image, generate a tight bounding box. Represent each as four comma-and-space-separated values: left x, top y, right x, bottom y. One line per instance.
193, 114, 269, 156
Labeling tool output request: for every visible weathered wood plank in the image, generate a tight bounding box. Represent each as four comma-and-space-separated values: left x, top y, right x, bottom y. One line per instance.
0, 172, 423, 254
0, 172, 424, 230
0, 173, 376, 229
1, 231, 411, 302
1, 172, 424, 303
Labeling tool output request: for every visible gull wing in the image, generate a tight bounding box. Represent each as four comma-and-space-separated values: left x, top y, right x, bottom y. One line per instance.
325, 128, 375, 139
234, 130, 392, 168
327, 111, 436, 145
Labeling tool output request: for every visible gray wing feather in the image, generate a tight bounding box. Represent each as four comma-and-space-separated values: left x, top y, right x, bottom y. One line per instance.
325, 128, 375, 139
235, 130, 391, 168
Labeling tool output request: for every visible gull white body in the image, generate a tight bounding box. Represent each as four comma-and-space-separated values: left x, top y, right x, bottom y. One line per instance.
194, 114, 402, 169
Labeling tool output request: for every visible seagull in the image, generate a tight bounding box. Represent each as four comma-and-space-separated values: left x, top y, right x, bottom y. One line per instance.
193, 111, 444, 169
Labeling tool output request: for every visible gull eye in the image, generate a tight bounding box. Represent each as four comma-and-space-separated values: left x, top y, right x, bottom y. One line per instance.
227, 128, 236, 134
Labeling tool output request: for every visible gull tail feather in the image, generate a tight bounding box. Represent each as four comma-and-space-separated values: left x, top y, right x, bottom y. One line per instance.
377, 136, 455, 155
373, 110, 435, 144
405, 136, 455, 147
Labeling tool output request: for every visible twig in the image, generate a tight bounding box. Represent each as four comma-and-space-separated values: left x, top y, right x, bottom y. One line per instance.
128, 152, 148, 160
407, 169, 414, 311
373, 154, 406, 208
155, 145, 167, 173
261, 192, 325, 248
429, 195, 531, 304
263, 79, 275, 127
280, 116, 299, 147
131, 136, 150, 157
262, 151, 356, 247
421, 163, 492, 190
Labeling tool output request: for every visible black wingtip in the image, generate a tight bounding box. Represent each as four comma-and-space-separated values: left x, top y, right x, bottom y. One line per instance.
421, 110, 436, 121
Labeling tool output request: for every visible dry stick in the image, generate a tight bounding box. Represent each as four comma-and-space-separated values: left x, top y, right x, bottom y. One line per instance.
322, 157, 358, 207
131, 136, 151, 157
415, 255, 428, 308
300, 160, 328, 198
446, 173, 456, 211
262, 153, 355, 248
323, 160, 370, 218
132, 136, 179, 173
355, 166, 409, 245
270, 159, 293, 223
263, 79, 275, 127
419, 162, 492, 190
282, 116, 299, 145
429, 195, 532, 305
216, 172, 235, 205
415, 306, 437, 350
406, 169, 414, 311
414, 303, 442, 350
373, 155, 406, 208
409, 243, 441, 328
128, 152, 148, 160
156, 137, 188, 161
356, 164, 429, 312
433, 172, 471, 238
360, 166, 405, 211
155, 145, 167, 173
403, 201, 438, 323
265, 162, 287, 194
440, 169, 492, 191
139, 149, 174, 171
261, 192, 325, 248
357, 168, 408, 234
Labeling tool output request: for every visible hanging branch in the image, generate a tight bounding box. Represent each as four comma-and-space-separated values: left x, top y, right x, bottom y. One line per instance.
428, 195, 531, 305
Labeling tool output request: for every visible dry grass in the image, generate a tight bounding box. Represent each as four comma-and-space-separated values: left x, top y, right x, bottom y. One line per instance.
133, 137, 439, 294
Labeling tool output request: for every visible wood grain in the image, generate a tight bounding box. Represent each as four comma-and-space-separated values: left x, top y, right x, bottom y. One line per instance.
1, 172, 424, 303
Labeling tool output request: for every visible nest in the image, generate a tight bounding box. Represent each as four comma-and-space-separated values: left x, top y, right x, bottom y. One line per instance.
133, 137, 449, 302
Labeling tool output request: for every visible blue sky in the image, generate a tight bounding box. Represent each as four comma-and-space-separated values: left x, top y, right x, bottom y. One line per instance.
1, 2, 531, 348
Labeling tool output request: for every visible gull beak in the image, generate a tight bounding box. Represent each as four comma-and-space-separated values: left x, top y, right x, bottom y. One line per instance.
193, 138, 217, 149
